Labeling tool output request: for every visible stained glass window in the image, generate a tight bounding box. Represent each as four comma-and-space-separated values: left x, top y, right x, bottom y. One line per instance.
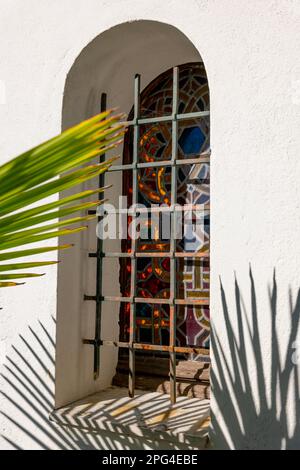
119, 63, 210, 359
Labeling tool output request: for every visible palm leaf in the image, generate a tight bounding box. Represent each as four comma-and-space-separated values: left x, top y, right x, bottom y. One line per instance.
0, 110, 124, 286
0, 261, 58, 272
0, 273, 45, 280
0, 282, 25, 288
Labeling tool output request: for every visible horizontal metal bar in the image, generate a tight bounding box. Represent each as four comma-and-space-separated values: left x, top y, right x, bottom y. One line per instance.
90, 251, 209, 259
174, 252, 209, 258
137, 115, 172, 125
135, 297, 170, 305
138, 156, 210, 169
123, 115, 170, 126
108, 163, 134, 172
108, 154, 210, 172
121, 110, 210, 127
84, 295, 209, 306
137, 160, 171, 169
83, 338, 210, 356
174, 346, 210, 355
104, 204, 210, 215
104, 252, 133, 258
82, 338, 102, 347
136, 252, 171, 258
89, 252, 134, 259
134, 297, 210, 306
175, 299, 209, 305
102, 340, 129, 348
82, 339, 96, 345
134, 343, 170, 352
175, 156, 210, 165
90, 252, 171, 259
84, 294, 132, 303
83, 294, 100, 301
176, 111, 210, 120
136, 156, 210, 169
104, 296, 133, 303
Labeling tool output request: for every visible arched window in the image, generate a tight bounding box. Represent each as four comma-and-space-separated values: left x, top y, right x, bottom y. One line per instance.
58, 21, 210, 408
114, 62, 210, 400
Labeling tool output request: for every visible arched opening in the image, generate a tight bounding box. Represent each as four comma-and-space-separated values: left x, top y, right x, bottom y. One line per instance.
56, 20, 209, 407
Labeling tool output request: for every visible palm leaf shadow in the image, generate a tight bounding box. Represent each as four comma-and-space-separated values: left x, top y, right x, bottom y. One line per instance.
211, 267, 300, 449
0, 318, 197, 450
0, 320, 135, 449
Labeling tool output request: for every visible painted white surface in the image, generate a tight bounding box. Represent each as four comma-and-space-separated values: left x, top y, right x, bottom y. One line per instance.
0, 0, 300, 450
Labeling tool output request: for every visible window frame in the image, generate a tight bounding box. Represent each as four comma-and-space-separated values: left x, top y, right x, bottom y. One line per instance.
83, 66, 210, 404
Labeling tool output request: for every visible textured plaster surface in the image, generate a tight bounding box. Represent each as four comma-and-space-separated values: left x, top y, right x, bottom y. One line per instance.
0, 0, 300, 450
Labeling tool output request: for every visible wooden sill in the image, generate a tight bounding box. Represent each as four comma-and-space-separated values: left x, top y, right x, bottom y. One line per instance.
113, 356, 210, 400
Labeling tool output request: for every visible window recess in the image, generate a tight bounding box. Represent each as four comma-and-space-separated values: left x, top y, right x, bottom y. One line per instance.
83, 64, 210, 404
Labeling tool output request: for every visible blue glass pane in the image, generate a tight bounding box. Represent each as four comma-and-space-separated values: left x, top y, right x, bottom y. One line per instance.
179, 126, 205, 155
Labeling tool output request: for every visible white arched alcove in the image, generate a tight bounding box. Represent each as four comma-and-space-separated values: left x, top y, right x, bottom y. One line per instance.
55, 20, 203, 408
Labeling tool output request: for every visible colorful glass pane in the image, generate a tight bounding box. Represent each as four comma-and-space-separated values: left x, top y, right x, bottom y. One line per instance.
119, 63, 210, 358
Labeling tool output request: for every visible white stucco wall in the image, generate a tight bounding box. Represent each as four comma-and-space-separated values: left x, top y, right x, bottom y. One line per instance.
1, 0, 300, 450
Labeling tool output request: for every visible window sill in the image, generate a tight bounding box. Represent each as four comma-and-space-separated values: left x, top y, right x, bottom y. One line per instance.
50, 387, 210, 449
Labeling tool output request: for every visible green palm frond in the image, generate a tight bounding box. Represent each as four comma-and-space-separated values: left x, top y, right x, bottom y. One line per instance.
0, 110, 124, 287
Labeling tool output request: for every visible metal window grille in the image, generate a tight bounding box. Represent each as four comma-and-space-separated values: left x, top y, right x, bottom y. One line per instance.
83, 67, 210, 404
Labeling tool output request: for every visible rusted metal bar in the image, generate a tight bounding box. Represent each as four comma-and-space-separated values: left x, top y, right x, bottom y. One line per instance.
136, 252, 171, 258
174, 346, 210, 355
134, 343, 170, 352
89, 251, 209, 259
84, 294, 209, 306
174, 252, 209, 258
94, 339, 210, 356
128, 74, 140, 398
169, 67, 179, 404
93, 251, 209, 259
175, 299, 209, 305
101, 340, 129, 348
82, 93, 108, 379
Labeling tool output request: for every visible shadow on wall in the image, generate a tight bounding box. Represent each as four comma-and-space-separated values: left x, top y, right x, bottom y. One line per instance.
0, 318, 200, 450
0, 318, 103, 450
211, 267, 300, 450
2, 268, 300, 449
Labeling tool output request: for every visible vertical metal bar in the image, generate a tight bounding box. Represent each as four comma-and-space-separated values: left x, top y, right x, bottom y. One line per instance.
129, 74, 140, 397
169, 67, 179, 403
93, 93, 107, 379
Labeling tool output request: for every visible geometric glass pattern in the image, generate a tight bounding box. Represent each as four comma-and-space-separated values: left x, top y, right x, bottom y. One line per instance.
119, 62, 210, 358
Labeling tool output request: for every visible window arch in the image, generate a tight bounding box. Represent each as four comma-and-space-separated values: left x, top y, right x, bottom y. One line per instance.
57, 20, 209, 408
117, 63, 210, 394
